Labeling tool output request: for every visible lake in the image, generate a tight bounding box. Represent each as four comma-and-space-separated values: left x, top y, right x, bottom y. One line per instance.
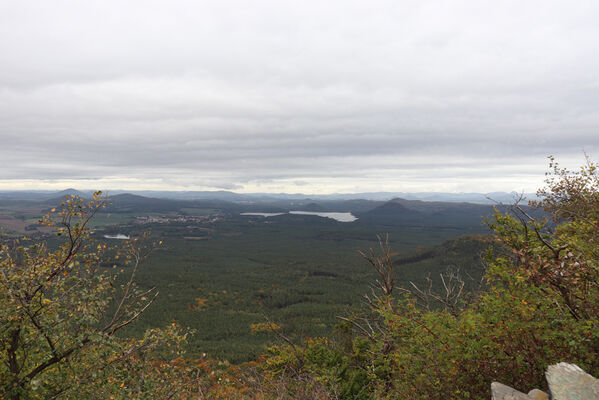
103, 234, 130, 239
241, 211, 357, 222
240, 212, 285, 217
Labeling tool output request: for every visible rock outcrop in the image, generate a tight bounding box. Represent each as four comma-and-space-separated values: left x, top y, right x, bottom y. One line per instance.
546, 363, 599, 399
492, 362, 599, 399
491, 382, 537, 400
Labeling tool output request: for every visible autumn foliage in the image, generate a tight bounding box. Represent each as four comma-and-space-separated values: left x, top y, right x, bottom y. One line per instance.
3, 157, 599, 399
253, 157, 599, 399
0, 193, 199, 399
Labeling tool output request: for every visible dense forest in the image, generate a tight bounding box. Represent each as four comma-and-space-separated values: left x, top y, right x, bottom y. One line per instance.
2, 158, 599, 399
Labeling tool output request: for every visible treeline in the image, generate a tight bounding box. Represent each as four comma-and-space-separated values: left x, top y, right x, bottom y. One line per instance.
3, 157, 599, 399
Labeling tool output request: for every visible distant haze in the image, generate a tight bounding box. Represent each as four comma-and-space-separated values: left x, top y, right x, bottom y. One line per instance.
0, 188, 535, 205
1, 1, 598, 193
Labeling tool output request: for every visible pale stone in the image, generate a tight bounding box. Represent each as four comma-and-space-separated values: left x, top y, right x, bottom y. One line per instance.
546, 362, 599, 400
491, 382, 531, 400
527, 389, 549, 400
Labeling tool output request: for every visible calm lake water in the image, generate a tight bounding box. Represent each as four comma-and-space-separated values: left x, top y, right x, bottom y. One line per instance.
241, 211, 357, 222
103, 234, 130, 240
240, 212, 285, 217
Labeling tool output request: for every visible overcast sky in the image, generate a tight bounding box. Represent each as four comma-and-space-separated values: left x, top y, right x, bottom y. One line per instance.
1, 0, 598, 193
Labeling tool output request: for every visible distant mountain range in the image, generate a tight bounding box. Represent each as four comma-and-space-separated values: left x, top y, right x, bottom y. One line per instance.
0, 189, 536, 204
0, 188, 543, 235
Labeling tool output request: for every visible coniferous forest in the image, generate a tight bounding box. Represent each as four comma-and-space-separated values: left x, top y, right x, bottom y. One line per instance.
2, 158, 599, 399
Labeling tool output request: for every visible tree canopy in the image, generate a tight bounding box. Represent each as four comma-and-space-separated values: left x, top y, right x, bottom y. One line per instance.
2, 157, 599, 399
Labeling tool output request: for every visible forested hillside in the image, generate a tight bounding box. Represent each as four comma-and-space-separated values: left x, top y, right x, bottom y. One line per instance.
2, 159, 599, 399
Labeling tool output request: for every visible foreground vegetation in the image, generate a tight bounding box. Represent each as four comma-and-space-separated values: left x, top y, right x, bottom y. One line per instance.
253, 157, 599, 399
2, 157, 599, 398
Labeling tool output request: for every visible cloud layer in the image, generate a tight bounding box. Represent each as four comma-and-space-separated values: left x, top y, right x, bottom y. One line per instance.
1, 0, 598, 192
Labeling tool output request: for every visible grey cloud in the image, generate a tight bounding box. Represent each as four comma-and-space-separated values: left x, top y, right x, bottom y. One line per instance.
1, 0, 599, 192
